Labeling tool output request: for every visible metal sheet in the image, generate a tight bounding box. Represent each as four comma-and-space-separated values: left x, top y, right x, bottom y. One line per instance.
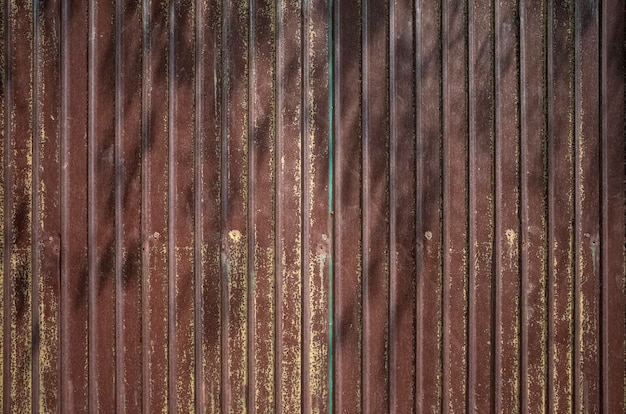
333, 0, 625, 412
1, 0, 625, 413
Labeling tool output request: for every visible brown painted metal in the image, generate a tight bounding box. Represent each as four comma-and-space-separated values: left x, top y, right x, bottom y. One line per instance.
2, 1, 625, 413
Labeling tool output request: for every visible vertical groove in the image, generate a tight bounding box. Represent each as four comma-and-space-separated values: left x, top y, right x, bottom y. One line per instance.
437, 1, 444, 409
597, 4, 603, 412
519, 3, 527, 413
87, 0, 97, 409
388, 0, 396, 408
274, 0, 282, 410
59, 0, 69, 410
327, 0, 334, 411
489, 3, 497, 408
247, 2, 255, 411
596, 2, 600, 413
167, 1, 175, 411
440, 0, 448, 409
572, 1, 579, 409
493, 1, 502, 410
194, 0, 203, 412
489, 1, 498, 411
440, 0, 450, 411
360, 0, 368, 411
467, 1, 475, 410
413, 1, 422, 411
114, 0, 124, 410
516, 3, 523, 410
140, 0, 150, 411
32, 0, 41, 411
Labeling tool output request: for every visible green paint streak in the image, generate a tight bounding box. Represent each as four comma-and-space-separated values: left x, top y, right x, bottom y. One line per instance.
327, 0, 334, 412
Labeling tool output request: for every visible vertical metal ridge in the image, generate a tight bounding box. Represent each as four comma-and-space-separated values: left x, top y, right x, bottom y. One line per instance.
193, 1, 204, 412
327, 1, 335, 410
466, 0, 476, 408
87, 0, 97, 409
493, 0, 503, 409
140, 0, 150, 412
59, 0, 69, 410
440, 2, 449, 410
31, 1, 41, 410
387, 0, 397, 409
114, 0, 124, 410
247, 2, 256, 411
301, 0, 311, 409
519, 3, 528, 413
600, 2, 626, 413
167, 1, 175, 411
274, 1, 283, 410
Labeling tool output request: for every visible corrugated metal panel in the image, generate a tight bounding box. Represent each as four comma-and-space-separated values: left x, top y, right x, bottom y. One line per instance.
2, 0, 331, 412
1, 0, 624, 413
333, 0, 626, 413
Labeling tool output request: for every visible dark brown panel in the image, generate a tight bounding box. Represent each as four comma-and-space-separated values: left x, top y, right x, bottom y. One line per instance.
275, 0, 303, 411
415, 1, 444, 411
5, 2, 34, 412
468, 0, 495, 411
388, 0, 416, 411
2, 2, 625, 412
601, 2, 626, 413
442, 0, 469, 411
141, 1, 170, 411
222, 0, 249, 411
169, 1, 196, 411
520, 1, 548, 413
574, 2, 601, 412
248, 0, 276, 411
61, 0, 90, 411
195, 0, 222, 411
362, 0, 390, 411
35, 1, 61, 412
333, 0, 362, 411
304, 1, 331, 411
117, 1, 143, 412
547, 1, 575, 412
494, 0, 521, 411
88, 0, 116, 410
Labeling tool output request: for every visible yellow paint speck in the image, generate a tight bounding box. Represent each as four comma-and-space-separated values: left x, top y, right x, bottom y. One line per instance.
229, 229, 242, 243
506, 229, 517, 245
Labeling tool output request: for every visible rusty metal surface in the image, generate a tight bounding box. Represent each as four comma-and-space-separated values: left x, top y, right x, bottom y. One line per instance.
333, 0, 625, 413
1, 0, 625, 413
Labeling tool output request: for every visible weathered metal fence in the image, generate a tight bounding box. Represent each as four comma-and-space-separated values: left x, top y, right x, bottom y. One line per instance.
1, 0, 624, 412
